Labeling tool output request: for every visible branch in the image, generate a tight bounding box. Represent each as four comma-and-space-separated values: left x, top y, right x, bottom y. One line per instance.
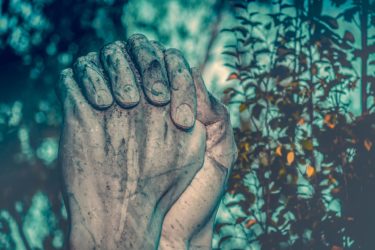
200, 0, 226, 72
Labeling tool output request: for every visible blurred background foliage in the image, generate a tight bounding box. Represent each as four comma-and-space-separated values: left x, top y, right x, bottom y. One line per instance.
0, 0, 374, 249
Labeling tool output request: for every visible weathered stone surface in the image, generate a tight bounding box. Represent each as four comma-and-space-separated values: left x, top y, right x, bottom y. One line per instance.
57, 34, 237, 250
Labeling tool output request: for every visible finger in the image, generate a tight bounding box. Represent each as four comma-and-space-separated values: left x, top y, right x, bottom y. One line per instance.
160, 156, 226, 249
165, 48, 196, 130
73, 52, 113, 110
191, 67, 238, 168
126, 34, 170, 105
150, 41, 169, 98
191, 67, 227, 125
57, 68, 90, 114
150, 40, 166, 59
101, 41, 140, 108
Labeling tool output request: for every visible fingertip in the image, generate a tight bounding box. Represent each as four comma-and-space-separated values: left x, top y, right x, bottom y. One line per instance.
147, 78, 170, 105
58, 67, 90, 113
93, 88, 113, 109
171, 103, 196, 130
127, 33, 148, 45
74, 53, 113, 110
150, 40, 166, 52
126, 34, 170, 106
115, 84, 140, 108
165, 49, 197, 130
126, 33, 149, 56
100, 41, 140, 108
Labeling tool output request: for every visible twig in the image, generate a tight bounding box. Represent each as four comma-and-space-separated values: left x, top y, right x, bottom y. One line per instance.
200, 0, 226, 72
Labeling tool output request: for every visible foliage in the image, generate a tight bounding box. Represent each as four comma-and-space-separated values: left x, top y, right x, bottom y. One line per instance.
1, 0, 374, 249
215, 0, 375, 249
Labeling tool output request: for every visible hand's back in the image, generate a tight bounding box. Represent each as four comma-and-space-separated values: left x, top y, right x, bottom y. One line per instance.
58, 34, 237, 250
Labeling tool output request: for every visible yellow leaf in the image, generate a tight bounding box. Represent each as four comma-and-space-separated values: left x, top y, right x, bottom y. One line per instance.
327, 123, 335, 129
324, 114, 335, 129
266, 95, 274, 101
239, 103, 247, 112
245, 219, 257, 228
364, 139, 372, 151
279, 167, 286, 177
287, 151, 295, 165
297, 118, 305, 125
329, 175, 337, 184
259, 152, 269, 166
233, 174, 241, 179
241, 152, 249, 162
243, 142, 250, 152
290, 82, 299, 88
275, 145, 282, 156
306, 165, 315, 178
324, 114, 331, 123
301, 139, 313, 151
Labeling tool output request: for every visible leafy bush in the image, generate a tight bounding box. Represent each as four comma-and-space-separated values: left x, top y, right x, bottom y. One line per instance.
215, 0, 375, 249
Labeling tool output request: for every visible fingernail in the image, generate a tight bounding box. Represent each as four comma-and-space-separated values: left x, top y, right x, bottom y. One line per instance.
84, 67, 113, 108
151, 81, 168, 96
115, 84, 140, 107
175, 103, 194, 128
95, 89, 113, 108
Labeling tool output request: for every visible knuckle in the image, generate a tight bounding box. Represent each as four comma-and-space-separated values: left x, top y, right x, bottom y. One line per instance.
102, 42, 121, 56
165, 48, 182, 57
150, 40, 165, 51
127, 33, 148, 49
128, 33, 147, 42
75, 56, 88, 67
60, 68, 75, 86
166, 49, 191, 71
86, 52, 98, 61
113, 40, 125, 48
75, 53, 99, 68
165, 49, 189, 70
60, 68, 73, 78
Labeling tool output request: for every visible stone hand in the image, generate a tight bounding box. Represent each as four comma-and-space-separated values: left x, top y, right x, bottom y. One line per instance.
159, 69, 238, 250
57, 34, 237, 250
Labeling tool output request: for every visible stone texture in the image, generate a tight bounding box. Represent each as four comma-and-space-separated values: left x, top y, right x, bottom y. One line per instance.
57, 34, 237, 250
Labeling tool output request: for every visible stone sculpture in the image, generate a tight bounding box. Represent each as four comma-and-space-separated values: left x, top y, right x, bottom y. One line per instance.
57, 34, 237, 250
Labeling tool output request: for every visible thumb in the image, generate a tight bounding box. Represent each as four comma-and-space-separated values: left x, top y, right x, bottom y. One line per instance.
191, 67, 238, 169
191, 67, 227, 125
